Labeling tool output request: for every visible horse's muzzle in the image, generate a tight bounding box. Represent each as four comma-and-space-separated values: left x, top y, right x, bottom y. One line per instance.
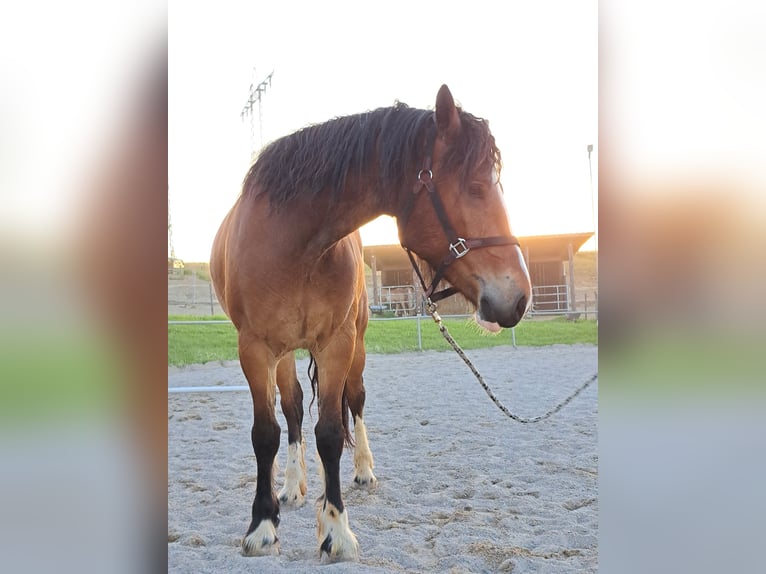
478, 291, 529, 328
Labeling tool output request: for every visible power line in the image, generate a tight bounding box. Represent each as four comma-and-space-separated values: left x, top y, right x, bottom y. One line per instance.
240, 70, 273, 158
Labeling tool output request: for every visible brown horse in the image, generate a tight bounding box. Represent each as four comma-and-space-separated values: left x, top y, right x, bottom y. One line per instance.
210, 85, 531, 561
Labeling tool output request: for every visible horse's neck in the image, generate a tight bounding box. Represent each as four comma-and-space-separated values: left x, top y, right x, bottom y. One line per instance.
303, 178, 400, 255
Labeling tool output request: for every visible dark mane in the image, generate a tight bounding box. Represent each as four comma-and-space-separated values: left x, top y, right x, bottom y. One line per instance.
241, 101, 501, 208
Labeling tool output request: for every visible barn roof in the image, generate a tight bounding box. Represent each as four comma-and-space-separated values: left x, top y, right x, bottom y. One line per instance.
363, 232, 594, 269
518, 232, 594, 262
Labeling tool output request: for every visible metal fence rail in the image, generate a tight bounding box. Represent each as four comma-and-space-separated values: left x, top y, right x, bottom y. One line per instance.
169, 276, 596, 320
530, 284, 570, 313
169, 385, 249, 393
168, 320, 231, 325
370, 284, 417, 316
168, 279, 220, 315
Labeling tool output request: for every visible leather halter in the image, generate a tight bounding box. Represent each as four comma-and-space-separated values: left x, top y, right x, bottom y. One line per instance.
397, 118, 521, 303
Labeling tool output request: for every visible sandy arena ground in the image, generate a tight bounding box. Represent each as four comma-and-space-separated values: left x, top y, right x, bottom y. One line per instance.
169, 344, 598, 573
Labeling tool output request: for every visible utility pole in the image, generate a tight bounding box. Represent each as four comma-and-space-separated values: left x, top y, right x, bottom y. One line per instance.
241, 70, 273, 159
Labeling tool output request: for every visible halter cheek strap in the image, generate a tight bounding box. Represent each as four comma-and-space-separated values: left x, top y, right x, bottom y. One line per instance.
398, 121, 520, 303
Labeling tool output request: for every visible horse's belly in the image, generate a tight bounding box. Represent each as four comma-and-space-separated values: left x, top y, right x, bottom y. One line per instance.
227, 265, 361, 354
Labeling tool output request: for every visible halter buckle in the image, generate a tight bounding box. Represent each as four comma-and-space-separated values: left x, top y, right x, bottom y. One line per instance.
449, 238, 470, 259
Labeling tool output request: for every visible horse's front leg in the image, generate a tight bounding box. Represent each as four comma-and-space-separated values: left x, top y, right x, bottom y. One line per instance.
238, 338, 281, 556
313, 331, 360, 562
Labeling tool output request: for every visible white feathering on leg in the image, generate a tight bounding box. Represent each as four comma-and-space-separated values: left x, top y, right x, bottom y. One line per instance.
352, 415, 376, 486
278, 440, 307, 507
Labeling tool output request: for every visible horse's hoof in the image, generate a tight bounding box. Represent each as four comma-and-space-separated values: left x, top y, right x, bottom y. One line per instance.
317, 502, 359, 562
278, 483, 306, 508
353, 471, 377, 488
319, 532, 360, 563
241, 520, 280, 556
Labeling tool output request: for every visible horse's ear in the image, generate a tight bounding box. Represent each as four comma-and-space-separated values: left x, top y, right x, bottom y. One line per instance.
435, 84, 460, 141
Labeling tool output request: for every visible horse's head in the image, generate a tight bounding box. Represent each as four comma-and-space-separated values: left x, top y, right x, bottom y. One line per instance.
398, 85, 532, 329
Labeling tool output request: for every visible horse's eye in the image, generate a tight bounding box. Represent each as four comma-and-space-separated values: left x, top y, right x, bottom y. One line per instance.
469, 184, 484, 198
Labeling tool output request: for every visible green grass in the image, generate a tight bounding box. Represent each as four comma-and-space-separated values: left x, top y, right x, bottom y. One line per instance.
168, 316, 239, 366
168, 315, 597, 366
0, 333, 121, 422
600, 329, 765, 399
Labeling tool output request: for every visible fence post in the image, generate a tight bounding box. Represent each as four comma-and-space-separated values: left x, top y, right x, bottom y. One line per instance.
209, 282, 215, 316
567, 241, 575, 311
416, 314, 423, 351
584, 292, 588, 319
594, 291, 598, 322
371, 255, 379, 307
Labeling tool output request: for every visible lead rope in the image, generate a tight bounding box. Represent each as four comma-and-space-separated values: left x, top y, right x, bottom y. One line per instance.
425, 300, 598, 424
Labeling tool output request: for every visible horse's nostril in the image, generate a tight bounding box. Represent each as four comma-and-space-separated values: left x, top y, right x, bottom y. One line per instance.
478, 296, 495, 323
515, 294, 528, 320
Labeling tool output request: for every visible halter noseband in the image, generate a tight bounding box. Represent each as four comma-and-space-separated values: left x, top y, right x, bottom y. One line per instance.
398, 119, 520, 303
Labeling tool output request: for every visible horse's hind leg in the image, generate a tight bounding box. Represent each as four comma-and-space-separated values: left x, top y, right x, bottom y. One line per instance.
238, 337, 281, 556
276, 354, 307, 508
313, 330, 360, 562
346, 336, 376, 487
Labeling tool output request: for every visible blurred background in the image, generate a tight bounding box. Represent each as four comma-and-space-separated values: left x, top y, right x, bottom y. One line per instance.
1, 1, 764, 573
0, 2, 167, 573
599, 1, 766, 573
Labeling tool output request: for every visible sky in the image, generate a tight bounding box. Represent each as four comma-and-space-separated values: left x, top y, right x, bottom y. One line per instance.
169, 0, 597, 261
